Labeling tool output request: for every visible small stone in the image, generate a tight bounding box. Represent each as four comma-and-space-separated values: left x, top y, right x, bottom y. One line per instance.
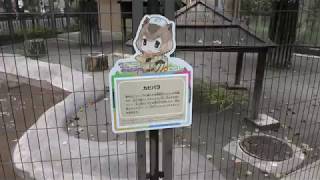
198, 39, 203, 44
213, 40, 222, 44
119, 141, 124, 145
254, 128, 259, 133
275, 173, 281, 178
264, 173, 269, 177
235, 158, 241, 163
231, 136, 238, 140
245, 170, 252, 176
62, 141, 68, 145
269, 109, 275, 113
294, 132, 300, 136
100, 130, 107, 134
206, 154, 213, 160
0, 112, 10, 116
271, 162, 278, 167
79, 128, 84, 132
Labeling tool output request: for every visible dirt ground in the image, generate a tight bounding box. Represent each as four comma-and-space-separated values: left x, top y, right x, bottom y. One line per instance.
0, 79, 67, 180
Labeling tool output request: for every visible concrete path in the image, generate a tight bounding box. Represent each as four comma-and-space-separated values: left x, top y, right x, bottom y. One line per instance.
0, 53, 222, 179
282, 160, 320, 180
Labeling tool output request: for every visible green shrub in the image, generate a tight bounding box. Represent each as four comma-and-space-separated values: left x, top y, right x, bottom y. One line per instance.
15, 27, 57, 39
194, 82, 248, 111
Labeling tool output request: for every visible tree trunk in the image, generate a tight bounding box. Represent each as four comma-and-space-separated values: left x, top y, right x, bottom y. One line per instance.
48, 0, 56, 29
64, 0, 71, 30
4, 0, 14, 35
79, 0, 100, 46
268, 0, 299, 68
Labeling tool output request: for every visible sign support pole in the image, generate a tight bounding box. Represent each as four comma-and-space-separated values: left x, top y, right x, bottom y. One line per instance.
146, 1, 161, 180
132, 1, 146, 180
149, 130, 160, 180
162, 1, 175, 179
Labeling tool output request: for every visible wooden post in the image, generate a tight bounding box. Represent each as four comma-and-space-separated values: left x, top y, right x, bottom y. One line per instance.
234, 52, 244, 85
132, 1, 146, 180
251, 51, 267, 120
85, 53, 109, 72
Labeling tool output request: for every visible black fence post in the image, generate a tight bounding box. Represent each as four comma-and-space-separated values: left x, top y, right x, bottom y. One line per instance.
147, 1, 161, 180
162, 0, 175, 179
132, 1, 146, 180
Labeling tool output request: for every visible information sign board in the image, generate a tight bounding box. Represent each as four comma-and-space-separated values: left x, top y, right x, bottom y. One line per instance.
109, 15, 193, 133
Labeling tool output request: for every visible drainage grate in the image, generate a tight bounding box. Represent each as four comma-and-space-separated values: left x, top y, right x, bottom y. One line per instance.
240, 135, 293, 162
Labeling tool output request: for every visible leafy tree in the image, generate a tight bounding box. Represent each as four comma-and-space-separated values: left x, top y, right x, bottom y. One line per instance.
240, 0, 272, 16
268, 0, 299, 68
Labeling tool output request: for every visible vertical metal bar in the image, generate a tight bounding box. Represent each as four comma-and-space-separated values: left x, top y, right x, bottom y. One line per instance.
234, 52, 244, 85
164, 0, 175, 20
149, 130, 159, 180
251, 50, 267, 120
162, 128, 173, 180
136, 131, 147, 180
146, 1, 161, 179
162, 1, 175, 179
132, 1, 146, 180
132, 0, 144, 35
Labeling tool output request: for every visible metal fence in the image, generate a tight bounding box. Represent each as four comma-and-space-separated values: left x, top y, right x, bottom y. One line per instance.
0, 0, 320, 179
0, 13, 78, 35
